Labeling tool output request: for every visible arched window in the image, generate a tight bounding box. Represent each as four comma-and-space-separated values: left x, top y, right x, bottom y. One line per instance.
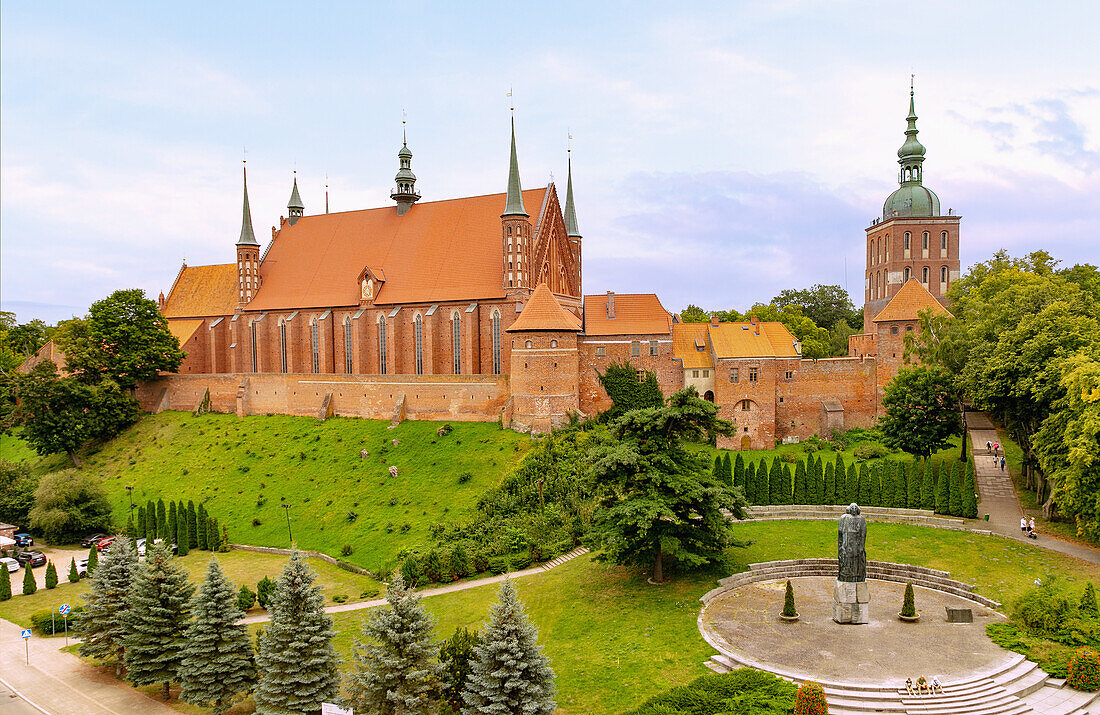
904, 267, 911, 281
739, 399, 752, 411
941, 231, 948, 252
922, 232, 929, 250
250, 320, 258, 372
550, 339, 558, 348
414, 314, 423, 375
941, 266, 948, 284
310, 317, 320, 373
922, 266, 929, 284
525, 340, 532, 349
904, 232, 911, 250
279, 319, 288, 373
378, 317, 387, 375
492, 311, 501, 374
344, 316, 353, 374
452, 313, 462, 374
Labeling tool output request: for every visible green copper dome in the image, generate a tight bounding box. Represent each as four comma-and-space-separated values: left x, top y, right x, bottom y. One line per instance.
883, 184, 940, 218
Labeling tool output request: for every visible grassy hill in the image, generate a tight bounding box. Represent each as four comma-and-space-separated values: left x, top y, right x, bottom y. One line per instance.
1, 412, 532, 572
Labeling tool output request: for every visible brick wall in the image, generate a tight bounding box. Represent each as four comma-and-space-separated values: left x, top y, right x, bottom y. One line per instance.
508, 331, 579, 432
775, 357, 878, 440
577, 334, 681, 416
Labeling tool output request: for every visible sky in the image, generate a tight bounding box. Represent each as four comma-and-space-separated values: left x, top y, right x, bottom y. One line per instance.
2, 1, 1098, 324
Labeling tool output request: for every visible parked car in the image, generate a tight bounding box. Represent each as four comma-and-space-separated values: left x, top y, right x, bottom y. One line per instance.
81, 533, 108, 547
153, 538, 179, 555
95, 536, 117, 552
135, 538, 147, 556
13, 533, 33, 547
14, 550, 46, 568
75, 558, 89, 577
0, 557, 19, 573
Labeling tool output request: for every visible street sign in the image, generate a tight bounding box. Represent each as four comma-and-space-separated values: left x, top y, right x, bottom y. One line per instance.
59, 604, 70, 616
321, 704, 353, 715
20, 629, 31, 639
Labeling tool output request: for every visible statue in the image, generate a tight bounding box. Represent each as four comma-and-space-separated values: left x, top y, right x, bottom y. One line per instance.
833, 503, 870, 624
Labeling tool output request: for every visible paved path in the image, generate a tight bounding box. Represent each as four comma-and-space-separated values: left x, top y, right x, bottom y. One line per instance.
968, 413, 1100, 565
242, 547, 589, 624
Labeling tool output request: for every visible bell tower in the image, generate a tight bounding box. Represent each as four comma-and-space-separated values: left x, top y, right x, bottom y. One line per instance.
287, 171, 304, 226
390, 121, 421, 216
236, 162, 261, 306
502, 116, 532, 297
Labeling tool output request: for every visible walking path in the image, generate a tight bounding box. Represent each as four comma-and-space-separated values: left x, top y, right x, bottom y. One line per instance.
241, 546, 589, 624
968, 412, 1100, 565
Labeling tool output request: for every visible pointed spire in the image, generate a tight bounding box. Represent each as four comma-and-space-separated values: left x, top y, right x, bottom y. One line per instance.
897, 76, 927, 176
563, 152, 580, 238
237, 162, 259, 246
391, 118, 420, 216
287, 171, 304, 226
503, 116, 527, 217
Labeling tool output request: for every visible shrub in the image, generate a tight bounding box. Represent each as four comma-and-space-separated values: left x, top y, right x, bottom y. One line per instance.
331, 594, 348, 604
345, 511, 358, 523
626, 669, 797, 715
0, 567, 10, 601
340, 544, 354, 557
487, 556, 511, 575
401, 555, 421, 587
22, 564, 36, 595
422, 550, 444, 583
794, 681, 829, 715
781, 452, 801, 464
1014, 578, 1075, 637
256, 576, 276, 609
782, 580, 797, 617
30, 606, 84, 635
359, 588, 379, 599
901, 583, 917, 618
68, 557, 80, 583
472, 551, 490, 573
1084, 583, 1099, 616
458, 471, 472, 484
252, 517, 261, 527
1067, 647, 1100, 691
512, 552, 532, 570
853, 443, 888, 460
238, 585, 257, 611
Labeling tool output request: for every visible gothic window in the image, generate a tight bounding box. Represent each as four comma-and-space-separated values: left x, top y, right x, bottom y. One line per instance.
748, 367, 758, 382
311, 318, 320, 373
922, 232, 929, 250
492, 311, 501, 374
941, 266, 948, 284
414, 314, 423, 375
279, 320, 288, 373
922, 266, 929, 284
344, 316, 353, 374
250, 320, 258, 373
650, 340, 658, 356
941, 231, 948, 252
378, 317, 387, 375
904, 233, 911, 250
452, 313, 462, 375
785, 370, 793, 379
904, 267, 911, 281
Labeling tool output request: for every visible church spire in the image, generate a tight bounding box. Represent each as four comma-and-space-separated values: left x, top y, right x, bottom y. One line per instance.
390, 119, 420, 216
897, 77, 927, 185
563, 152, 580, 238
503, 116, 527, 217
287, 171, 304, 226
237, 162, 259, 246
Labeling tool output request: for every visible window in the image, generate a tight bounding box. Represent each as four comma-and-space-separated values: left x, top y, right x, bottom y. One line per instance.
703, 370, 709, 377
748, 367, 758, 382
414, 314, 423, 375
739, 399, 751, 411
378, 318, 387, 375
692, 370, 699, 378
344, 317, 353, 374
891, 326, 899, 334
311, 318, 320, 373
596, 346, 605, 357
631, 341, 640, 357
941, 266, 948, 283
941, 231, 948, 252
492, 311, 501, 374
785, 370, 793, 380
250, 320, 258, 372
452, 313, 462, 374
906, 326, 914, 332
730, 367, 739, 382
922, 266, 929, 283
550, 339, 558, 348
922, 232, 929, 250
904, 232, 911, 250
635, 369, 646, 382
650, 340, 658, 356
279, 320, 288, 373
525, 340, 532, 349
904, 267, 911, 281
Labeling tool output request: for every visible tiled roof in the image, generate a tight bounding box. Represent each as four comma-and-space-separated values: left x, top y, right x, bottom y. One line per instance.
582, 293, 672, 336
247, 188, 547, 311
167, 319, 204, 346
506, 283, 581, 332
672, 323, 714, 369
872, 279, 951, 323
709, 322, 799, 359
163, 264, 239, 318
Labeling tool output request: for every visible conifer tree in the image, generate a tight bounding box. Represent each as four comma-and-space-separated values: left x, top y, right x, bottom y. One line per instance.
208, 516, 220, 551
962, 462, 978, 518
1081, 583, 1098, 616
440, 627, 481, 714
87, 543, 99, 575
758, 460, 769, 504
744, 462, 757, 504
921, 461, 936, 510
815, 457, 826, 504
22, 561, 37, 595
187, 501, 198, 549
124, 542, 195, 700
857, 463, 871, 505
833, 454, 845, 498
180, 560, 256, 714
197, 504, 209, 550
345, 571, 444, 714
933, 461, 949, 514
793, 461, 806, 504
45, 560, 57, 589
125, 513, 137, 539
145, 500, 156, 543
722, 454, 732, 486
168, 502, 178, 545
948, 463, 962, 516
768, 459, 783, 505
254, 551, 340, 713
136, 506, 146, 539
824, 463, 835, 505
712, 456, 722, 482
80, 537, 138, 676
69, 557, 80, 583
890, 463, 903, 508
868, 462, 881, 506
785, 465, 795, 504
461, 579, 555, 714
733, 453, 745, 494
0, 565, 10, 601
907, 462, 922, 508
156, 499, 168, 541
177, 509, 190, 557
841, 462, 853, 503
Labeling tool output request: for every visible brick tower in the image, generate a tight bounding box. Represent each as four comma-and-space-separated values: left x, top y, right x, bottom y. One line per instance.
862, 83, 960, 331
502, 116, 532, 297
236, 163, 261, 306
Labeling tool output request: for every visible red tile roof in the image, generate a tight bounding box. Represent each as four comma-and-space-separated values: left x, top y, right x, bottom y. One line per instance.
163, 264, 238, 318
872, 279, 952, 323
246, 188, 547, 311
506, 283, 582, 332
582, 293, 672, 336
709, 322, 800, 358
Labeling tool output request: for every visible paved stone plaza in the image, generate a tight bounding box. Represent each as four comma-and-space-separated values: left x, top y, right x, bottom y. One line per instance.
701, 576, 1011, 686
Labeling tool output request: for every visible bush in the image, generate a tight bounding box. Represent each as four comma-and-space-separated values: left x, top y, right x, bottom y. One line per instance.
1084, 583, 1099, 616
487, 556, 511, 575
782, 580, 797, 617
340, 544, 354, 557
853, 443, 888, 460
44, 561, 57, 589
422, 550, 444, 583
781, 452, 801, 464
256, 576, 276, 609
901, 583, 917, 618
625, 669, 797, 715
238, 585, 256, 611
30, 606, 84, 635
794, 681, 829, 715
401, 555, 421, 587
1067, 647, 1100, 691
472, 551, 489, 574
0, 567, 10, 601
1014, 578, 1075, 637
331, 594, 348, 604
512, 552, 532, 570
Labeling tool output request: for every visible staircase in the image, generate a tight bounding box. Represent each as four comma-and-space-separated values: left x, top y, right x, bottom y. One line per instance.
705, 652, 1097, 715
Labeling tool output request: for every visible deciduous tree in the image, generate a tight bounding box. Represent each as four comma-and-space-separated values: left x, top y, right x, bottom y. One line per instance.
880, 366, 959, 458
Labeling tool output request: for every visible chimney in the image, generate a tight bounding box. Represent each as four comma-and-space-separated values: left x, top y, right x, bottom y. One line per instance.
750, 315, 760, 335
710, 315, 719, 326
606, 291, 615, 319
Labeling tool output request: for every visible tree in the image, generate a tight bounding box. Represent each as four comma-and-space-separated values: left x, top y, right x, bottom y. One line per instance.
145, 500, 156, 545
935, 462, 950, 514
587, 388, 746, 582
28, 469, 112, 543
679, 305, 711, 323
921, 461, 936, 510
773, 284, 862, 332
440, 627, 480, 714
0, 460, 38, 527
179, 560, 256, 714
595, 362, 664, 422
743, 303, 831, 360
57, 289, 185, 389
345, 571, 444, 714
858, 463, 871, 505
733, 453, 745, 494
948, 463, 963, 517
901, 582, 917, 618
401, 554, 421, 588
829, 318, 860, 358
176, 504, 189, 557
45, 561, 57, 589
156, 499, 167, 541
80, 537, 138, 676
186, 501, 198, 549
1082, 583, 1098, 616
254, 551, 340, 713
69, 557, 80, 583
744, 462, 757, 503
0, 565, 10, 601
782, 580, 797, 617
907, 462, 921, 509
793, 461, 806, 504
22, 562, 36, 595
768, 458, 784, 506
124, 543, 195, 700
237, 585, 256, 611
461, 579, 555, 715
962, 462, 978, 518
256, 575, 276, 609
86, 543, 99, 575
196, 503, 208, 551
880, 366, 960, 458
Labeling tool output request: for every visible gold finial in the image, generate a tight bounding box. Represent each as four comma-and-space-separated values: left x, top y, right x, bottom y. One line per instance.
507, 86, 514, 112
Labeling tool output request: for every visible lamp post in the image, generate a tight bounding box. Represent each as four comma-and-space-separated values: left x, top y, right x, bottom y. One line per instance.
281, 503, 293, 546
125, 485, 134, 512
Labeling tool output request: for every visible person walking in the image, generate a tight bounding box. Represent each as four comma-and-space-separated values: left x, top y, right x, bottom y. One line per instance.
1000, 456, 1006, 471
986, 440, 992, 454
1029, 517, 1036, 533
1021, 517, 1028, 533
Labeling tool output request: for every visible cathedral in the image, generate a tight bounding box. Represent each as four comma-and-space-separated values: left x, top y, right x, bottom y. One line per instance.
125, 89, 961, 447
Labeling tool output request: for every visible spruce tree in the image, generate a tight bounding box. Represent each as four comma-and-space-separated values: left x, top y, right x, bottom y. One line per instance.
157, 499, 168, 541
168, 502, 178, 545
254, 551, 340, 713
345, 571, 444, 714
124, 542, 195, 700
793, 461, 806, 504
146, 500, 157, 543
842, 462, 854, 503
962, 462, 978, 518
1081, 583, 1098, 616
921, 461, 936, 510
744, 462, 756, 504
209, 516, 220, 551
758, 460, 769, 505
196, 504, 209, 551
824, 463, 835, 505
785, 465, 795, 504
0, 565, 10, 601
722, 454, 732, 486
22, 562, 37, 595
461, 579, 555, 715
69, 557, 80, 583
187, 501, 198, 549
869, 463, 881, 506
87, 543, 99, 575
814, 457, 826, 504
180, 560, 256, 714
948, 463, 962, 516
45, 560, 57, 589
733, 453, 745, 494
80, 537, 138, 676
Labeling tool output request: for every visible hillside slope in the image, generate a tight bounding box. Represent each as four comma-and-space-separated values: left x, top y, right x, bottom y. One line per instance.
1, 412, 531, 571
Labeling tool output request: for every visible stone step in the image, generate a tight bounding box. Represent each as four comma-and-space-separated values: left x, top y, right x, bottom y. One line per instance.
998, 664, 1049, 699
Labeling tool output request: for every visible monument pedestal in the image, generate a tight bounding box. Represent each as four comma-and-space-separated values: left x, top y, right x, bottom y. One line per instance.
833, 579, 869, 624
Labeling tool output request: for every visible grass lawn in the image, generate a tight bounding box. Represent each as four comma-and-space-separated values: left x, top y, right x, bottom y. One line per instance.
0, 549, 380, 629
0, 412, 533, 572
